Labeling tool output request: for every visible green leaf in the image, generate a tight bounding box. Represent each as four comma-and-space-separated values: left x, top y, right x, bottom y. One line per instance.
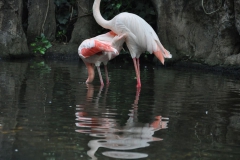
45, 43, 52, 49
116, 3, 121, 9
31, 43, 36, 47
42, 39, 49, 43
35, 37, 39, 42
41, 48, 47, 52
36, 47, 42, 50
40, 50, 45, 54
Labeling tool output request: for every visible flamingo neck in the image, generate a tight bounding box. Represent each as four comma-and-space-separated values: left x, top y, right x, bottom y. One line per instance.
93, 0, 111, 29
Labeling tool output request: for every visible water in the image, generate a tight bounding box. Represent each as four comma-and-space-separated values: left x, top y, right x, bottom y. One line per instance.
0, 59, 240, 160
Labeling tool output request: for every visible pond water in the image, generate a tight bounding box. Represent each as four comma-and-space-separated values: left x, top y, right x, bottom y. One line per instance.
0, 59, 240, 160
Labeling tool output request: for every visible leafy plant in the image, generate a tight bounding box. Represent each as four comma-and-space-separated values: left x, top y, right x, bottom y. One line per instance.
56, 30, 68, 42
31, 33, 52, 55
101, 0, 156, 27
54, 0, 77, 42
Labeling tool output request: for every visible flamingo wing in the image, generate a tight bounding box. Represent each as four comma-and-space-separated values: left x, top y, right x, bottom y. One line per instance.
79, 39, 118, 58
112, 13, 172, 59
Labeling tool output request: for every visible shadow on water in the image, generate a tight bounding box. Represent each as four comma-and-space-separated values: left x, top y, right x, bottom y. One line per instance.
0, 59, 240, 160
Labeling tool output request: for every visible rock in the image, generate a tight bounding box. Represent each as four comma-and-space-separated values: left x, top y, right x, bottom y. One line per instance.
70, 0, 99, 44
45, 43, 79, 60
0, 60, 28, 160
0, 31, 29, 58
152, 0, 240, 66
225, 54, 240, 65
27, 0, 56, 42
0, 0, 29, 58
235, 0, 240, 34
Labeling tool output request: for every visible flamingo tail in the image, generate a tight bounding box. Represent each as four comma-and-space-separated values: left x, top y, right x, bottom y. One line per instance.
153, 42, 172, 65
153, 48, 165, 65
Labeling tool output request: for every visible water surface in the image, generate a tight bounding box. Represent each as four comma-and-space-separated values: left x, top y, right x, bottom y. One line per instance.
0, 60, 240, 160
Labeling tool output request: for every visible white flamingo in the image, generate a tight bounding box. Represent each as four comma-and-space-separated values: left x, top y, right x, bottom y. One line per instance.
93, 0, 172, 87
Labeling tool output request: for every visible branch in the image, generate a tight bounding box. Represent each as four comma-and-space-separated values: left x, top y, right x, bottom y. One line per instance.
42, 0, 50, 33
202, 0, 223, 15
70, 13, 92, 21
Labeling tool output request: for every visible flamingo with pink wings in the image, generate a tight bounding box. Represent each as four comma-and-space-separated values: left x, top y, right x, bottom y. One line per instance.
78, 31, 126, 86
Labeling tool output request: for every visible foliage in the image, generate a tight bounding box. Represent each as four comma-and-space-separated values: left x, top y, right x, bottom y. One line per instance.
56, 30, 67, 42
54, 0, 78, 42
30, 33, 52, 55
101, 0, 156, 29
30, 61, 51, 75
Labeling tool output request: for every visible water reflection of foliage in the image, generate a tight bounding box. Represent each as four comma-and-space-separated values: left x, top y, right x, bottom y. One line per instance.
30, 61, 51, 76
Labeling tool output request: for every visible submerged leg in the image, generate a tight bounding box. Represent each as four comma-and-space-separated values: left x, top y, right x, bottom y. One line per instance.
137, 58, 140, 77
133, 58, 141, 88
96, 66, 104, 86
104, 65, 109, 84
134, 86, 141, 106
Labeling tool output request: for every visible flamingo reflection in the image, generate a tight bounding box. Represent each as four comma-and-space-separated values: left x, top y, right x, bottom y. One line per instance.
75, 85, 168, 160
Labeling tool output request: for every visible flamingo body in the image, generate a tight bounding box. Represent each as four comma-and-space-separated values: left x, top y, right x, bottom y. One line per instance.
78, 32, 126, 85
93, 0, 172, 87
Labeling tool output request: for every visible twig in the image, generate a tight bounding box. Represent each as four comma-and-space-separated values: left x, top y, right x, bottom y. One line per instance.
42, 0, 50, 33
70, 13, 92, 21
202, 0, 222, 14
70, 6, 73, 21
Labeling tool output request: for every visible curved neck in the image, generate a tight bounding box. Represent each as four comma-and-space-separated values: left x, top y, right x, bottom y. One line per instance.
93, 0, 111, 29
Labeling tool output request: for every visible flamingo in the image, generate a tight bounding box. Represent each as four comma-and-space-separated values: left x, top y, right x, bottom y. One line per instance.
78, 31, 126, 86
93, 0, 172, 88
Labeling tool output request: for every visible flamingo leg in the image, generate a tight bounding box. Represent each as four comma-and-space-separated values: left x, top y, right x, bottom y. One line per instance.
133, 58, 141, 88
137, 58, 141, 88
96, 66, 104, 86
134, 86, 141, 106
137, 58, 140, 77
104, 65, 109, 84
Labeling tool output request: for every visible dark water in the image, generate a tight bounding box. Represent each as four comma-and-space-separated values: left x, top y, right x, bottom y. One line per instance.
0, 59, 240, 160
